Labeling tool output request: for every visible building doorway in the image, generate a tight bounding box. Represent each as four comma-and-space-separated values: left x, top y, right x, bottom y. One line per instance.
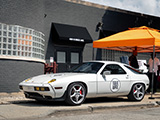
50, 23, 93, 72
54, 45, 83, 72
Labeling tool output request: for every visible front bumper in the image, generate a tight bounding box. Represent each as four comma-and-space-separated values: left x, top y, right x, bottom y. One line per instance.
24, 91, 66, 101
19, 83, 66, 101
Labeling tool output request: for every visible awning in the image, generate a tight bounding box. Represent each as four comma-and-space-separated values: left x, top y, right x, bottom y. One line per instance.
52, 23, 92, 43
93, 26, 160, 53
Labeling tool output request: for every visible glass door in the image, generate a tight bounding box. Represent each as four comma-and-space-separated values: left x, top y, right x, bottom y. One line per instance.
55, 46, 83, 72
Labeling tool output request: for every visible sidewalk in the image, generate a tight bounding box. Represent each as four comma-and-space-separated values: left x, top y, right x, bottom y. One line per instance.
0, 92, 160, 119
0, 92, 29, 104
1, 92, 160, 105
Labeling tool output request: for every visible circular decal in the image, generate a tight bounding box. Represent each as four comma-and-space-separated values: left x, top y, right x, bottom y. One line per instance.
110, 78, 121, 92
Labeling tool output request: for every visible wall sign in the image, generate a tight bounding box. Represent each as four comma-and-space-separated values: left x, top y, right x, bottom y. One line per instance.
69, 38, 84, 42
50, 57, 54, 63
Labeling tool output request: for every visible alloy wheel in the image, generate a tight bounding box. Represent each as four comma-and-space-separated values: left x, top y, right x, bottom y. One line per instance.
69, 84, 86, 105
133, 84, 145, 100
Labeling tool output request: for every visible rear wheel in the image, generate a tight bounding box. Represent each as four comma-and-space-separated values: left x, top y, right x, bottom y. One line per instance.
65, 83, 86, 105
128, 83, 145, 101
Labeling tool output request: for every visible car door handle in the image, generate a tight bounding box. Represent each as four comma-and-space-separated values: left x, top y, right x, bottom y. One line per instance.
126, 75, 129, 79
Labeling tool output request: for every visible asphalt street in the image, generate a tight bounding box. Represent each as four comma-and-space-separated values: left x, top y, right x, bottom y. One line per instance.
0, 92, 160, 120
30, 107, 160, 120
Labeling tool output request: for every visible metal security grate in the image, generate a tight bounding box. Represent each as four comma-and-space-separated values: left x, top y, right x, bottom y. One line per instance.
102, 49, 115, 61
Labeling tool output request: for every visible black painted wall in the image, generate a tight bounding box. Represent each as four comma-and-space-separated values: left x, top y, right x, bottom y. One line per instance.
43, 0, 104, 61
102, 9, 160, 33
0, 0, 104, 92
0, 60, 44, 92
0, 0, 160, 92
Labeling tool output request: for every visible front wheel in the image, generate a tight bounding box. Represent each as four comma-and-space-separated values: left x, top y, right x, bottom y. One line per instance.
128, 83, 145, 101
65, 83, 86, 106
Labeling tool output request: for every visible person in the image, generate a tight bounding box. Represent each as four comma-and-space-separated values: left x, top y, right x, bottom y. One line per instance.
157, 65, 160, 90
146, 53, 160, 94
129, 49, 139, 69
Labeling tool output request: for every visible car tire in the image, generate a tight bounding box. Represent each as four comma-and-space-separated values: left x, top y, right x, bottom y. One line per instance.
128, 83, 145, 101
65, 83, 86, 106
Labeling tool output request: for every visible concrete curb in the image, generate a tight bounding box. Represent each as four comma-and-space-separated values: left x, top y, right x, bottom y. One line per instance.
46, 102, 160, 117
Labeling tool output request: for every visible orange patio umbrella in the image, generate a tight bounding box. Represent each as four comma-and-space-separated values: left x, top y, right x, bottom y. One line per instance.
93, 26, 160, 98
93, 26, 160, 53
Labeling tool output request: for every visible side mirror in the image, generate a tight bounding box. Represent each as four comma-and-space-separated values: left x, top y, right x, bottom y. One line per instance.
102, 71, 111, 78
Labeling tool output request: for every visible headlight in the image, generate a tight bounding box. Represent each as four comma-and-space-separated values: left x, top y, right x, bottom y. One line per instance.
34, 87, 50, 91
48, 79, 56, 83
25, 78, 31, 82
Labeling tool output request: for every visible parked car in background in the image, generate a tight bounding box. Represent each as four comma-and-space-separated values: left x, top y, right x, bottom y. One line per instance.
19, 61, 149, 105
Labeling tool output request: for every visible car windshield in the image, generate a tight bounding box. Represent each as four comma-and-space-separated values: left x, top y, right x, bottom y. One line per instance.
68, 62, 104, 74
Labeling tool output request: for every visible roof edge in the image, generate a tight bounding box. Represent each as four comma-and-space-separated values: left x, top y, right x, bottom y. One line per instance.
65, 0, 160, 18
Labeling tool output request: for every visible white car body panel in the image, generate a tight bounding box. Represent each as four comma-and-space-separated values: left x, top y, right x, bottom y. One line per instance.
51, 73, 97, 98
19, 61, 149, 103
97, 74, 131, 95
20, 73, 98, 98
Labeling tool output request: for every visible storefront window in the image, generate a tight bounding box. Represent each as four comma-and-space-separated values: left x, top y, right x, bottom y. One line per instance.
0, 23, 45, 61
71, 52, 79, 64
57, 51, 66, 63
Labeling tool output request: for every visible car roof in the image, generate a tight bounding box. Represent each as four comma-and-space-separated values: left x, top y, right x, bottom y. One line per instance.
87, 60, 127, 65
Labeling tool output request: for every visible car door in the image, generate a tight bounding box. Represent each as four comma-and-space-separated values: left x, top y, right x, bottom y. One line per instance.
97, 64, 131, 95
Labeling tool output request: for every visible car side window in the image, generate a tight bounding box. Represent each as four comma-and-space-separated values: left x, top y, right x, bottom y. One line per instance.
102, 64, 126, 74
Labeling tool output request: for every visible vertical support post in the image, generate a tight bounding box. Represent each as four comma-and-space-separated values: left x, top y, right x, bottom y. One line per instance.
92, 48, 95, 60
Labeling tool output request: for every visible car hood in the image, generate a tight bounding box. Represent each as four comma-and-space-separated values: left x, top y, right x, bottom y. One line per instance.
25, 73, 90, 84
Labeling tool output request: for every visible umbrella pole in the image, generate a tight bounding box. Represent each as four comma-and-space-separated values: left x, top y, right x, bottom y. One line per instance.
149, 45, 155, 99
92, 48, 95, 60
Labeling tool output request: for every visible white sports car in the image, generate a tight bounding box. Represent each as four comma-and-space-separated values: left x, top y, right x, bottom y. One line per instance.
19, 61, 149, 105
